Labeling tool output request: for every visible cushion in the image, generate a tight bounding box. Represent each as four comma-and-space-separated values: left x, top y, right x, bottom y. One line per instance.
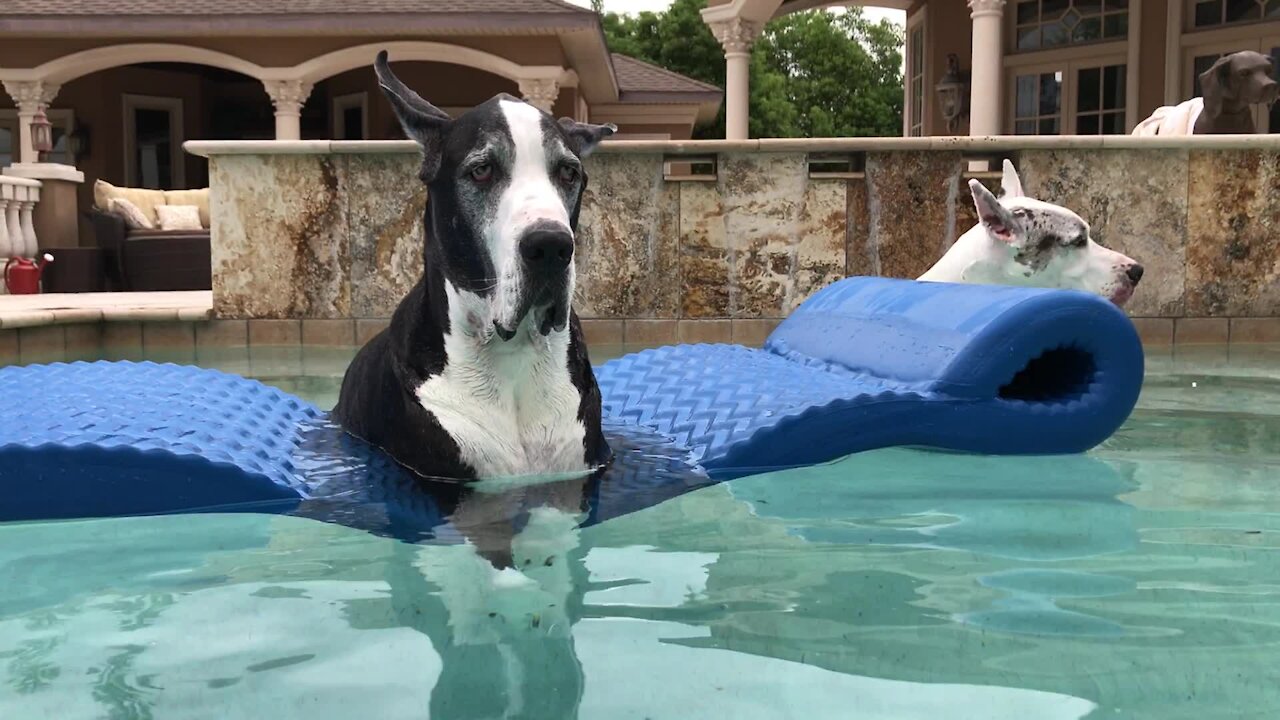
156, 205, 203, 231
108, 198, 154, 230
163, 188, 210, 228
94, 179, 166, 226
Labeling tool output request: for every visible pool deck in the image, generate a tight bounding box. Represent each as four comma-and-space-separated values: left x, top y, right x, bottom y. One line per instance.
0, 291, 213, 329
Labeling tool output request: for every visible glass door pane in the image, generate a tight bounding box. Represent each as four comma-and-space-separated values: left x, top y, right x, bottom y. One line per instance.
134, 107, 173, 189
0, 125, 12, 168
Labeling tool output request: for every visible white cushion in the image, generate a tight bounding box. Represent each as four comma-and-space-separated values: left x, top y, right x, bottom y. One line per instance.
108, 197, 154, 230
156, 204, 203, 231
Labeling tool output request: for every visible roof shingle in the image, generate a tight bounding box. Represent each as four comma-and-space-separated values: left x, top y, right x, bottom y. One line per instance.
612, 54, 722, 96
6, 0, 591, 15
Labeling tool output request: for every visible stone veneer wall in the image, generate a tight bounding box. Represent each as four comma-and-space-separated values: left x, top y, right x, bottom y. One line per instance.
192, 137, 1280, 348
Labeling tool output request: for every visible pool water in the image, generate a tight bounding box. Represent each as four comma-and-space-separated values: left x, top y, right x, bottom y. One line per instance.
3, 343, 1280, 719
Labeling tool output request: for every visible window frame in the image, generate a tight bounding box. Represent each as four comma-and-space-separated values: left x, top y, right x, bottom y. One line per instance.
1184, 0, 1280, 32
0, 109, 76, 168
1005, 53, 1130, 133
904, 6, 929, 137
1007, 0, 1133, 54
1182, 34, 1280, 128
122, 94, 185, 189
332, 91, 369, 141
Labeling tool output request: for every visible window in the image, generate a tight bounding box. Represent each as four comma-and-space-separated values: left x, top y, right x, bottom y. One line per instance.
0, 110, 75, 167
1191, 0, 1280, 28
905, 10, 927, 136
1009, 61, 1127, 133
1075, 64, 1127, 133
332, 92, 368, 141
1014, 0, 1129, 50
1184, 38, 1280, 131
1014, 71, 1064, 133
123, 95, 184, 189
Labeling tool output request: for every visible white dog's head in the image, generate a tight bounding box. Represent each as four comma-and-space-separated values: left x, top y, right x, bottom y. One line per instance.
963, 161, 1143, 306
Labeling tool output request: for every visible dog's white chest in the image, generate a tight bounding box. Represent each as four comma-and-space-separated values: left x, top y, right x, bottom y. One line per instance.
415, 340, 588, 479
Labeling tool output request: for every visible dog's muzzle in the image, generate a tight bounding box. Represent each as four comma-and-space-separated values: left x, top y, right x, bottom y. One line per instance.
493, 225, 574, 341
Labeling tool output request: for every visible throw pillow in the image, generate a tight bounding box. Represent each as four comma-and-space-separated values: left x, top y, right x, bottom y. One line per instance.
156, 205, 203, 231
109, 197, 154, 230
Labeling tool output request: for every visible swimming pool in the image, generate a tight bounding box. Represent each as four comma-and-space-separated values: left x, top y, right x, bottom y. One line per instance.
1, 342, 1277, 719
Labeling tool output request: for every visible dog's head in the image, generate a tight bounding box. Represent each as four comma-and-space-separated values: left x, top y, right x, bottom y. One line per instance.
1201, 50, 1279, 116
375, 51, 616, 341
967, 161, 1144, 306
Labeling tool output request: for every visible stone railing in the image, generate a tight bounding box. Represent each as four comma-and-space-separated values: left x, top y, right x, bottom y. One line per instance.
0, 174, 42, 295
186, 136, 1280, 345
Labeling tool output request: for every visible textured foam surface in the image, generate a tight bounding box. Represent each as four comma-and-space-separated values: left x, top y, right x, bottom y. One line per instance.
596, 277, 1144, 470
0, 277, 1144, 532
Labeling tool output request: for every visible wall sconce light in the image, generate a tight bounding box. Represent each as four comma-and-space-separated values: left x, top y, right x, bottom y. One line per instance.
30, 108, 53, 161
935, 54, 971, 135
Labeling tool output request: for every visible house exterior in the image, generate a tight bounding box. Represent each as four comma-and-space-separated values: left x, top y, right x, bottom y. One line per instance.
899, 0, 1280, 137
0, 0, 721, 241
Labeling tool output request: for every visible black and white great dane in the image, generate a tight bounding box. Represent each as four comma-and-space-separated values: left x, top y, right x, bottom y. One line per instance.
334, 51, 616, 481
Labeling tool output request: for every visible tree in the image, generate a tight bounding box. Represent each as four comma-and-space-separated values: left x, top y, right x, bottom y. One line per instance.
599, 0, 903, 139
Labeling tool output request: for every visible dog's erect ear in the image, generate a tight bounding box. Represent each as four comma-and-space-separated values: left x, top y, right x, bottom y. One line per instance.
970, 179, 1022, 245
557, 118, 617, 158
999, 159, 1025, 199
1199, 54, 1234, 119
375, 51, 450, 180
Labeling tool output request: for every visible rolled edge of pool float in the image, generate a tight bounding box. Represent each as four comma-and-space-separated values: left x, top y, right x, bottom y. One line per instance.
598, 276, 1144, 471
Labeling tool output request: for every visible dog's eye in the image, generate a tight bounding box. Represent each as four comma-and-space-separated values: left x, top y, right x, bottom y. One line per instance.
558, 164, 580, 185
470, 164, 493, 183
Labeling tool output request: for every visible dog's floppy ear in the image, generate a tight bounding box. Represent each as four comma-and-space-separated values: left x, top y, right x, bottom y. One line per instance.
375, 50, 450, 180
969, 179, 1022, 245
1199, 54, 1234, 119
999, 159, 1026, 199
557, 118, 617, 158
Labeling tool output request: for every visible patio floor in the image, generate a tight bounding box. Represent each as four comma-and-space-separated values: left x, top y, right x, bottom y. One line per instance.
0, 291, 213, 329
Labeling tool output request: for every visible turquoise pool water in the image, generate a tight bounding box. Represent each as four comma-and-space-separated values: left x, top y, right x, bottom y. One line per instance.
2, 343, 1279, 719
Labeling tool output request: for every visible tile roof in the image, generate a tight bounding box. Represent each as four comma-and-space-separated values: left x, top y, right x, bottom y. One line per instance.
611, 54, 722, 97
6, 0, 591, 15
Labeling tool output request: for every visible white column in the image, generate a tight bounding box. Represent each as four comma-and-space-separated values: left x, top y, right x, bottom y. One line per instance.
19, 197, 38, 258
5, 195, 23, 258
708, 18, 763, 140
968, 0, 1006, 136
519, 78, 561, 114
1, 81, 61, 164
264, 79, 313, 141
0, 197, 11, 260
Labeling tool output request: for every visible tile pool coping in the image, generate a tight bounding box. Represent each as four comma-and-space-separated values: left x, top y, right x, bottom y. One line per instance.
2, 293, 1278, 365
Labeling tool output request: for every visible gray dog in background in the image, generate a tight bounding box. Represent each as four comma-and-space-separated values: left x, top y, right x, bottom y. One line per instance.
1133, 50, 1279, 135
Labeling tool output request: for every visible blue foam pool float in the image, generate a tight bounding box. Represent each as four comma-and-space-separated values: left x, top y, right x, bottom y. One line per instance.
0, 277, 1143, 536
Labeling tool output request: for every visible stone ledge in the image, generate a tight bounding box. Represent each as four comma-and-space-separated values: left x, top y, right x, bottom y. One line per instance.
0, 291, 213, 330
185, 134, 1280, 158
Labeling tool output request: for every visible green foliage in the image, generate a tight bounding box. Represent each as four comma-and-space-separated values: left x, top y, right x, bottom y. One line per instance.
600, 0, 904, 138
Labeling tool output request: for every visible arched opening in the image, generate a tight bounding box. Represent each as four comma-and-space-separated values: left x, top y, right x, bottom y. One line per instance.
313, 61, 522, 140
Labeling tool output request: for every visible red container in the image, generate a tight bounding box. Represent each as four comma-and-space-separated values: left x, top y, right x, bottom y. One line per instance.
4, 254, 53, 295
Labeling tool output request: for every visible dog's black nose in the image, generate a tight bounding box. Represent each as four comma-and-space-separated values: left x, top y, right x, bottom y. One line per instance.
520, 229, 574, 273
1126, 264, 1144, 285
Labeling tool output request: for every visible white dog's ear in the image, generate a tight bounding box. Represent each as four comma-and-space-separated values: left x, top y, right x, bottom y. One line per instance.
999, 159, 1025, 199
970, 179, 1022, 245
558, 118, 617, 158
375, 50, 450, 180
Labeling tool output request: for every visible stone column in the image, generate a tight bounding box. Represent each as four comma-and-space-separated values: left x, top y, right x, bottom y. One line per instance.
264, 80, 313, 141
0, 196, 11, 260
1, 81, 61, 164
968, 0, 1006, 136
708, 18, 763, 141
19, 198, 38, 258
519, 78, 561, 114
6, 194, 24, 258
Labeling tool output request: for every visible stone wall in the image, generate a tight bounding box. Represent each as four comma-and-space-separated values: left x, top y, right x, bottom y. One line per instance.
196, 137, 1280, 346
